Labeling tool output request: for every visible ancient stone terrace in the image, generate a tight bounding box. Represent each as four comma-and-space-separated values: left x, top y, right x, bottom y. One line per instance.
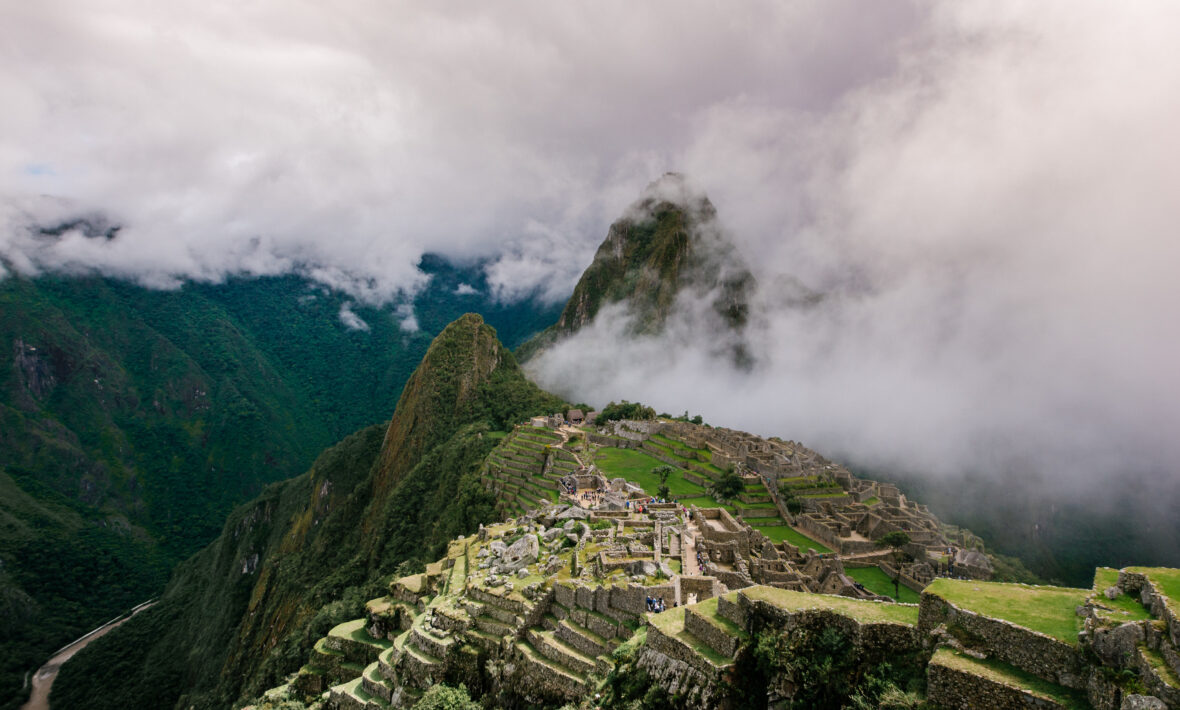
261, 507, 1179, 710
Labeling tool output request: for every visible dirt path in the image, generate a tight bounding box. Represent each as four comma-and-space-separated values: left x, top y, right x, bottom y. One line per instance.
21, 600, 155, 710
682, 522, 701, 576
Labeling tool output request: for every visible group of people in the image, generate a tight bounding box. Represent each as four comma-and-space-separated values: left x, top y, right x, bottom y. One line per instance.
645, 595, 671, 613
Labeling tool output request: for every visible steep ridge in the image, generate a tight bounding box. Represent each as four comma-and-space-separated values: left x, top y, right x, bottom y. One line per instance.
51, 314, 565, 710
517, 173, 755, 364
0, 266, 561, 709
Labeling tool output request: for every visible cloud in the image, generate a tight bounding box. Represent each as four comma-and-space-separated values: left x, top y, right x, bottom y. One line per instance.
454, 283, 478, 296
528, 2, 1180, 510
0, 0, 916, 302
338, 301, 370, 331
394, 303, 419, 333
3, 0, 1177, 543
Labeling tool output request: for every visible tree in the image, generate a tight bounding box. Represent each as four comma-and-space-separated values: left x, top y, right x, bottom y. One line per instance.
875, 531, 911, 600
598, 400, 656, 422
415, 683, 480, 710
784, 494, 803, 518
652, 465, 675, 500
708, 469, 745, 502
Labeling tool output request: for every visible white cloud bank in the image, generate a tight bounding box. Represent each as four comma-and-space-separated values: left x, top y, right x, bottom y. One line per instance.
2, 1, 1178, 504
528, 2, 1180, 499
0, 0, 915, 303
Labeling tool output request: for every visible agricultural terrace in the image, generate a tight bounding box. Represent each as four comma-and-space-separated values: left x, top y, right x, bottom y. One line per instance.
592, 447, 705, 497
846, 567, 921, 604
1090, 568, 1152, 622
740, 586, 920, 626
930, 648, 1091, 709
924, 578, 1087, 644
1126, 567, 1180, 616
745, 522, 832, 554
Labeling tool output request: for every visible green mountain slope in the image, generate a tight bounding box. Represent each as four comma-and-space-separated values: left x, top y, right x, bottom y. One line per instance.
0, 266, 561, 709
516, 173, 755, 363
51, 314, 565, 710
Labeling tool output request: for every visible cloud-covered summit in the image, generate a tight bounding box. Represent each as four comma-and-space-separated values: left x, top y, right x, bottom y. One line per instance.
0, 0, 915, 303
3, 1, 1179, 537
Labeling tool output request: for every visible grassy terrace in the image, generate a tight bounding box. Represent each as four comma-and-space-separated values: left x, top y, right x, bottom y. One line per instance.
1141, 644, 1180, 689
328, 619, 393, 649
594, 447, 741, 513
1127, 567, 1180, 615
924, 578, 1086, 644
678, 496, 737, 514
740, 587, 919, 626
693, 597, 748, 639
930, 648, 1090, 709
644, 607, 731, 666
846, 566, 921, 604
746, 522, 832, 553
1091, 568, 1152, 622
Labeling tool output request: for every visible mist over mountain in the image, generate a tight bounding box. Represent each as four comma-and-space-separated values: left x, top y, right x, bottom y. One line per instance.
518, 173, 756, 366
2, 2, 1180, 705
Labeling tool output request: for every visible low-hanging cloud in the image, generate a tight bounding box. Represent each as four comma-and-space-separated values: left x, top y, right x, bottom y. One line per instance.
2, 1, 1177, 523
529, 2, 1180, 510
0, 0, 915, 303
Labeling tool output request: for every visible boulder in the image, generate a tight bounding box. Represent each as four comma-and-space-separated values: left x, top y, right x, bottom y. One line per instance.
1092, 622, 1146, 665
557, 506, 590, 521
501, 534, 539, 573
490, 540, 507, 557
1105, 586, 1120, 600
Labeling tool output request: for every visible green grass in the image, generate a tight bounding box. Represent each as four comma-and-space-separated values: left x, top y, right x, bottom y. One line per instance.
740, 587, 919, 625
593, 448, 703, 497
746, 522, 832, 553
862, 496, 879, 506
1090, 568, 1152, 622
845, 567, 921, 604
644, 607, 731, 666
678, 496, 737, 513
931, 648, 1090, 709
691, 597, 748, 639
1141, 644, 1180, 688
924, 578, 1087, 644
1127, 567, 1180, 615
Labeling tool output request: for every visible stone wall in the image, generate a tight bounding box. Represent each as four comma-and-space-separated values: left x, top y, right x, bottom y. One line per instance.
737, 593, 921, 659
684, 607, 742, 656
927, 658, 1066, 710
918, 593, 1087, 689
679, 576, 721, 603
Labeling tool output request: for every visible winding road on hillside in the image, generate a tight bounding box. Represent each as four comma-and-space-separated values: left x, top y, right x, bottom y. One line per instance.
20, 599, 156, 710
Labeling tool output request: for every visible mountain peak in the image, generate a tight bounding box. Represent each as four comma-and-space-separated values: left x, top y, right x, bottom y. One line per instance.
372, 313, 510, 491
518, 174, 754, 363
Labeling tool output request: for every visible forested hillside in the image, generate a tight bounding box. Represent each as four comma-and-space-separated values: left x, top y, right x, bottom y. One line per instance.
51, 314, 566, 710
0, 265, 561, 709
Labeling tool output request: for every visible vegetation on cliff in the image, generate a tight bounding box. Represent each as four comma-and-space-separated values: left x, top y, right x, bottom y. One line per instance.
516, 174, 754, 364
52, 314, 565, 709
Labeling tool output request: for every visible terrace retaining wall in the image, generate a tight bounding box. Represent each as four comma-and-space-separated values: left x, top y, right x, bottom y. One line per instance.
918, 593, 1087, 689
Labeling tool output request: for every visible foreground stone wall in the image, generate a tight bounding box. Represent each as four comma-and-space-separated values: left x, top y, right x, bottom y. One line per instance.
919, 593, 1087, 689
928, 659, 1069, 710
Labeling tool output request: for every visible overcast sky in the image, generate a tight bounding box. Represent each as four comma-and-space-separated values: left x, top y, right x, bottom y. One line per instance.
3, 1, 1179, 498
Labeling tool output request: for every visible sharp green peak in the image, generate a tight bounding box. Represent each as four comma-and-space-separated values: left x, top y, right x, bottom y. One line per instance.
518, 173, 754, 363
